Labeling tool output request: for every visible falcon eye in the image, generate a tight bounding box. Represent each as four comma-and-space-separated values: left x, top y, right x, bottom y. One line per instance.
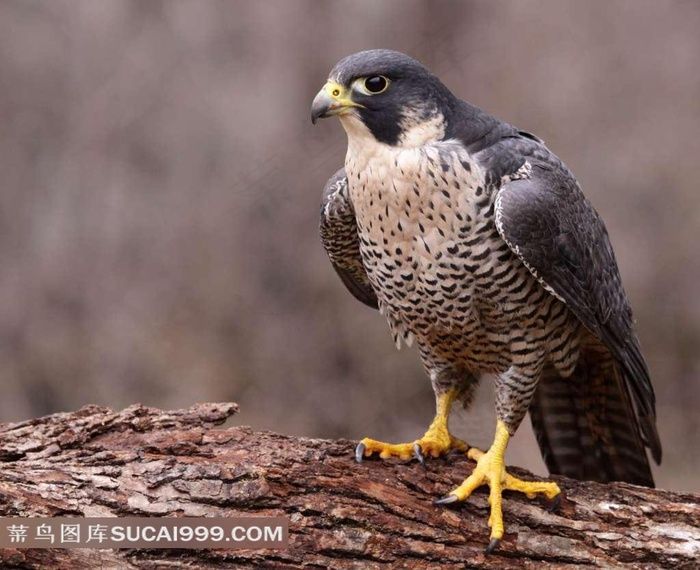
363, 75, 389, 94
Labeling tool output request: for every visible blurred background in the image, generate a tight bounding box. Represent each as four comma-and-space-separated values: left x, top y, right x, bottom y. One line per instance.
0, 0, 697, 491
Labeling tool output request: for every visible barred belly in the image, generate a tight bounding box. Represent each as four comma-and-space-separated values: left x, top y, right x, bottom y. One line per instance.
346, 140, 581, 381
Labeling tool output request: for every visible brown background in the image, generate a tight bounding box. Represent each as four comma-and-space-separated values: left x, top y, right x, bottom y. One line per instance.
0, 1, 697, 491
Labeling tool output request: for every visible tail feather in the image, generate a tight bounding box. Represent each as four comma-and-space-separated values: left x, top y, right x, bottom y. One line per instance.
530, 348, 656, 487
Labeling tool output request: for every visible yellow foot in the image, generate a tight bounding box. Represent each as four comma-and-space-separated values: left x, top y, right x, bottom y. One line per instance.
355, 428, 468, 464
435, 446, 561, 553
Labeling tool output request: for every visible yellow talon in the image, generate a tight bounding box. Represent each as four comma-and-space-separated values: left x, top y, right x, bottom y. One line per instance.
437, 420, 561, 545
356, 389, 468, 462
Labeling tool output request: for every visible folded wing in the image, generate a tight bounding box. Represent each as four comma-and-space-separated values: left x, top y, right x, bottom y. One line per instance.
320, 168, 378, 309
495, 156, 661, 484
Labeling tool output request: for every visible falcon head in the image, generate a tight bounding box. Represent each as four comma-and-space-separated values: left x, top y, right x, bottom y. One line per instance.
311, 49, 455, 147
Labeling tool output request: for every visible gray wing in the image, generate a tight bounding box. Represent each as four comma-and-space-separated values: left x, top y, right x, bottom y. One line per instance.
320, 168, 378, 309
494, 156, 661, 464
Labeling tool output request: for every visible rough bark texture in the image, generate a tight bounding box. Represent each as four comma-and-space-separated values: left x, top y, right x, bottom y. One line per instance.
0, 403, 697, 569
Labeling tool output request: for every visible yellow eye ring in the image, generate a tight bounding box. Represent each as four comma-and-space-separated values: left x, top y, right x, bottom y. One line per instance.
332, 88, 340, 97
363, 75, 389, 94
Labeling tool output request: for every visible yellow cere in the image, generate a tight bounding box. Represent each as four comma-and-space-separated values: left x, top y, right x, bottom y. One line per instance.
324, 81, 364, 111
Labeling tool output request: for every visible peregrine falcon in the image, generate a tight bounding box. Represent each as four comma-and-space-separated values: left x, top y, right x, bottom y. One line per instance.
311, 49, 661, 552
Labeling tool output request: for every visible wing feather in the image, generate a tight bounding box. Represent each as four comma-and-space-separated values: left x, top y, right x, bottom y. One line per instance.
320, 168, 378, 310
494, 156, 661, 464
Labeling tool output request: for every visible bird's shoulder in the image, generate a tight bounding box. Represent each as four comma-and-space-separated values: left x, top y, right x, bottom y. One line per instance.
444, 100, 570, 185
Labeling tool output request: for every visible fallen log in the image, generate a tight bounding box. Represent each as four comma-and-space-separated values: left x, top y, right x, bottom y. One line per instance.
0, 403, 697, 568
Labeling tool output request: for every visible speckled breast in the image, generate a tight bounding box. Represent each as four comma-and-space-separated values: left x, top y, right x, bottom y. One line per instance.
346, 141, 523, 343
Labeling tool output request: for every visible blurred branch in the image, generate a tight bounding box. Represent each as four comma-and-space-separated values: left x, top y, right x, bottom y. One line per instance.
0, 403, 698, 568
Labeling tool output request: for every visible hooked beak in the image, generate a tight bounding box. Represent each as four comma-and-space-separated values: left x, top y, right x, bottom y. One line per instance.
311, 81, 363, 124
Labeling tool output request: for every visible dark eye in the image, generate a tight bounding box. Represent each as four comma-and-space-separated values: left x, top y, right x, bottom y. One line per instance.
364, 75, 389, 94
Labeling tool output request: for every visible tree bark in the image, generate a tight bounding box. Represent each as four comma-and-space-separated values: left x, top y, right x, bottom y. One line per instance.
0, 403, 697, 569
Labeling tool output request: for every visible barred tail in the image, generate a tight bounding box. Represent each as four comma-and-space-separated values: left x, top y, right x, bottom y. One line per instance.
530, 349, 655, 487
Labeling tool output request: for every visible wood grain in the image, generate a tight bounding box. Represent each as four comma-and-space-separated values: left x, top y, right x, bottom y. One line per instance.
0, 403, 697, 568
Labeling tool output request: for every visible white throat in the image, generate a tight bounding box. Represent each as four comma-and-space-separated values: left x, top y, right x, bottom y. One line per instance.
339, 109, 446, 170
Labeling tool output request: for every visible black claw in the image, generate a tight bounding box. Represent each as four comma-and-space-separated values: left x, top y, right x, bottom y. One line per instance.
548, 494, 562, 513
355, 442, 365, 463
413, 443, 426, 467
434, 494, 459, 505
485, 538, 500, 555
